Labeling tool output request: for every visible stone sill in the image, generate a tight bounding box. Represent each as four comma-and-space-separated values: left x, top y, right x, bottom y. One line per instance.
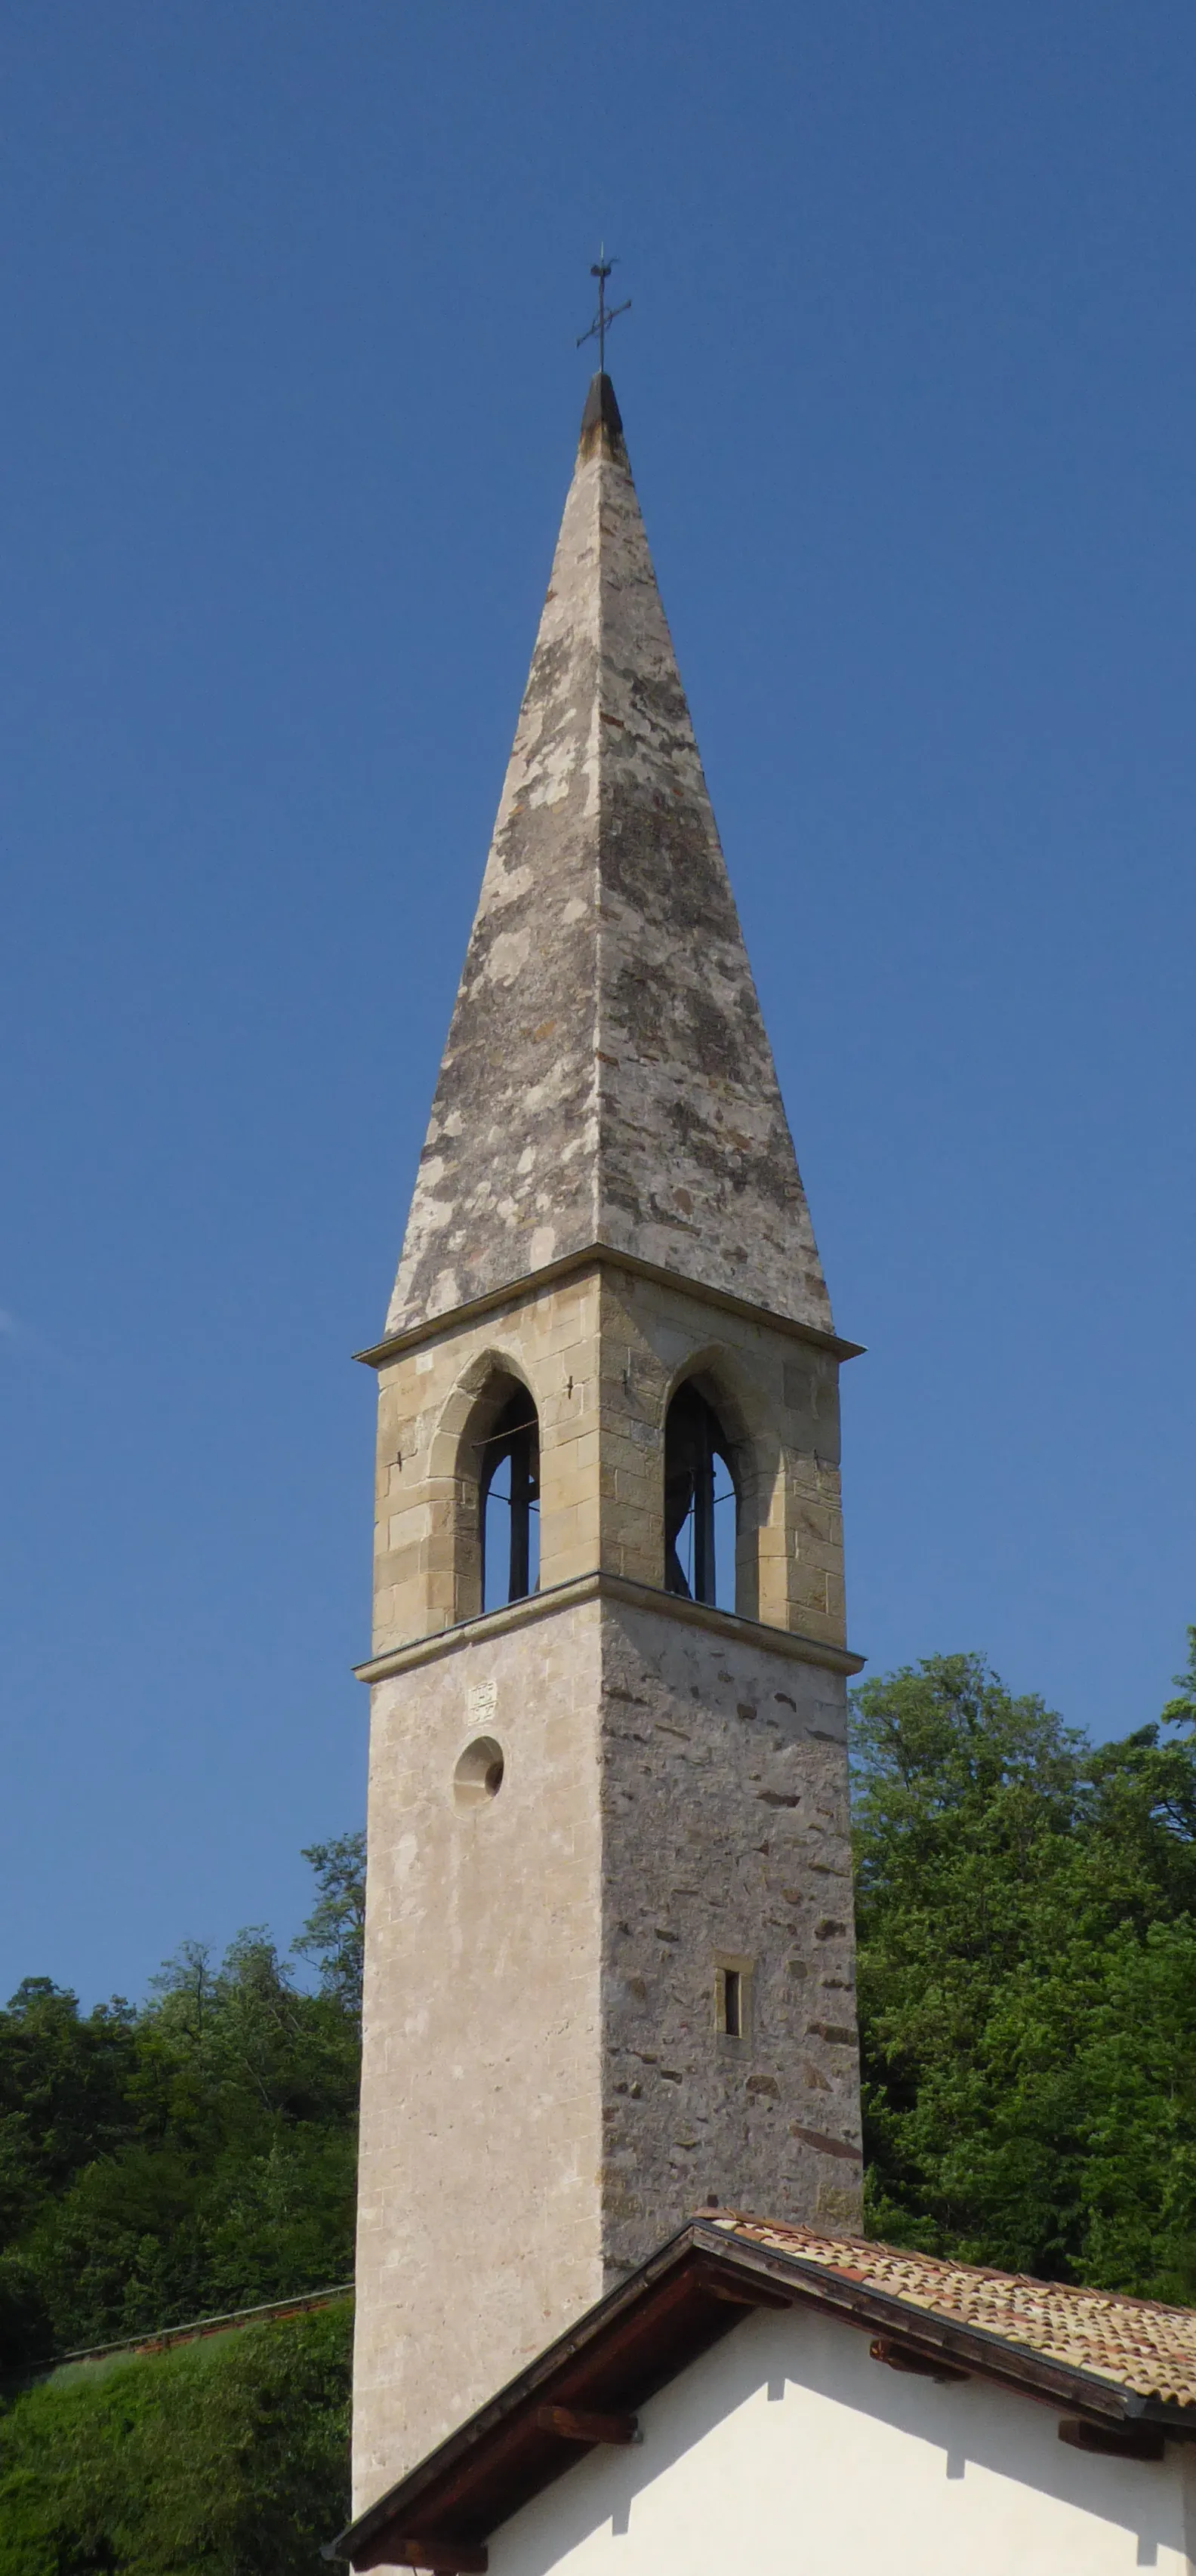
354, 1570, 865, 1685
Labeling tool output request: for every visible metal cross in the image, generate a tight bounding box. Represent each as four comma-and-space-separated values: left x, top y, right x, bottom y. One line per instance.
576, 245, 630, 373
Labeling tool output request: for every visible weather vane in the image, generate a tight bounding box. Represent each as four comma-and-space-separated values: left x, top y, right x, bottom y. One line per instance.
576, 245, 630, 374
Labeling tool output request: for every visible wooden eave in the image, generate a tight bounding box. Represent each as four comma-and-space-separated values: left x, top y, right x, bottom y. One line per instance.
330, 2221, 1196, 2569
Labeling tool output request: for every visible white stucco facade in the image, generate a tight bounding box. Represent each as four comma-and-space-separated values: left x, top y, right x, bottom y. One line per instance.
489, 2305, 1196, 2576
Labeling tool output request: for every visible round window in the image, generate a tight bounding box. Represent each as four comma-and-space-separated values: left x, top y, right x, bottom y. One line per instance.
453, 1736, 504, 1807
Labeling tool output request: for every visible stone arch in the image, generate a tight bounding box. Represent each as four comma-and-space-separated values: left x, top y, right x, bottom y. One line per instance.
430, 1349, 541, 1624
659, 1344, 778, 1623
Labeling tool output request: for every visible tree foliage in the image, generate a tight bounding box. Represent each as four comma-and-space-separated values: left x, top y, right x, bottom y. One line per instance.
0, 1846, 362, 2374
852, 1643, 1196, 2300
291, 1833, 366, 2017
0, 2300, 351, 2576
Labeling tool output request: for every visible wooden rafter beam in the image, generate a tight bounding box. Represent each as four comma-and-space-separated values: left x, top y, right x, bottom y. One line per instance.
694, 2263, 793, 2312
870, 2336, 970, 2385
535, 2404, 639, 2445
1058, 2417, 1165, 2464
385, 2541, 488, 2572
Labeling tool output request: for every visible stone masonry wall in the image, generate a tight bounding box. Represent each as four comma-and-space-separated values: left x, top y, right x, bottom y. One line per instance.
355, 1261, 860, 2527
598, 1597, 861, 2278
370, 1270, 604, 1654
353, 1585, 861, 2527
368, 1259, 846, 1659
353, 1604, 606, 2513
595, 1266, 846, 1647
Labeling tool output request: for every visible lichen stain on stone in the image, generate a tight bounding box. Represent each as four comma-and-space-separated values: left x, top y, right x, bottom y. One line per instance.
479, 927, 531, 988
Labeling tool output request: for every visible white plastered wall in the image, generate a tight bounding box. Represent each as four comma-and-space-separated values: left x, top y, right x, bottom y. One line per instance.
489, 2305, 1195, 2576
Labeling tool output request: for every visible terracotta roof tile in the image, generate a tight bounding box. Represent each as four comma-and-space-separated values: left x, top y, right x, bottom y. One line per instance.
711, 2214, 1196, 2408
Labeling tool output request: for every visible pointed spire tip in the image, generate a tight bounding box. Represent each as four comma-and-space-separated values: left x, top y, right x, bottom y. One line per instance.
578, 371, 627, 465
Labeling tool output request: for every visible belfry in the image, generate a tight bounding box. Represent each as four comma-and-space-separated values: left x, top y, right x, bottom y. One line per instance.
351, 372, 864, 2517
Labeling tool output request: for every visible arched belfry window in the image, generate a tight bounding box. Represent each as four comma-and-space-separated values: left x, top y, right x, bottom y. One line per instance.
479, 1385, 540, 1613
664, 1382, 738, 1613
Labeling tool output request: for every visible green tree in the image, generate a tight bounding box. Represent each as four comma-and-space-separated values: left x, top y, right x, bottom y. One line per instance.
292, 1834, 366, 2017
852, 1646, 1196, 2297
0, 1850, 362, 2371
1161, 1623, 1196, 1731
0, 2300, 352, 2576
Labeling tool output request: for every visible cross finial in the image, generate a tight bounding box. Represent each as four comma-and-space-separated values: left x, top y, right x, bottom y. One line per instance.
576, 243, 630, 375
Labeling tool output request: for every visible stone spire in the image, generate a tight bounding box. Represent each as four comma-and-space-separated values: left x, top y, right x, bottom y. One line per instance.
387, 374, 831, 1339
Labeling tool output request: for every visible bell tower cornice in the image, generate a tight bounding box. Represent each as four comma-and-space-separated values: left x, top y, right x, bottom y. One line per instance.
356, 1241, 865, 1373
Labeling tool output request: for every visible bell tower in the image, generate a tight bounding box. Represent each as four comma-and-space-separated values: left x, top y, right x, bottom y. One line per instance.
351, 374, 864, 2519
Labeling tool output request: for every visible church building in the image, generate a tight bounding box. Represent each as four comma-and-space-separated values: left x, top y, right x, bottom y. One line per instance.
349, 368, 865, 2515
338, 2211, 1196, 2576
337, 368, 1196, 2576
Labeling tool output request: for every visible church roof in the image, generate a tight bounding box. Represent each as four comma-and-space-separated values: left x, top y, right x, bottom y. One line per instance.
386, 376, 832, 1341
712, 2214, 1196, 2410
332, 2213, 1196, 2568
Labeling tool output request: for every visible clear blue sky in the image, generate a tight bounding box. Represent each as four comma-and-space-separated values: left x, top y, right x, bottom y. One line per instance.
2, 2, 1193, 2006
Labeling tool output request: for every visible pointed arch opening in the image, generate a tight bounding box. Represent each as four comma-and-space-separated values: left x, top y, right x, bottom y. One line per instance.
479, 1380, 541, 1613
664, 1381, 739, 1614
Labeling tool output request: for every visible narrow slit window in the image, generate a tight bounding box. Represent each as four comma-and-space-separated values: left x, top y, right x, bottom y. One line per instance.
715, 1958, 752, 2042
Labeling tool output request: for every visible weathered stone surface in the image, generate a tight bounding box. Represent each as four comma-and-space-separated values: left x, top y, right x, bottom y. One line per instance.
351, 1595, 858, 2511
387, 377, 831, 1339
597, 1598, 860, 2281
353, 1605, 606, 2512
